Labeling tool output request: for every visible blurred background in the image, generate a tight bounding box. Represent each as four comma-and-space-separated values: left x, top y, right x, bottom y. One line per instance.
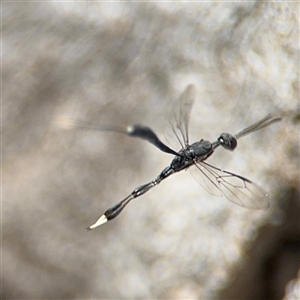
2, 2, 299, 299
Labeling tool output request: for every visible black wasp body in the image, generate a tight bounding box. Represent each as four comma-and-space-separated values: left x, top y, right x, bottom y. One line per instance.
58, 85, 281, 230
171, 140, 214, 172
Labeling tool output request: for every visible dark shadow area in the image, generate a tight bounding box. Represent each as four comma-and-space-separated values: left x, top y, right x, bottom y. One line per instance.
217, 186, 300, 300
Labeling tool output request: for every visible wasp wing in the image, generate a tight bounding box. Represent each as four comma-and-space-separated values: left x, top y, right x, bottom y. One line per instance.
190, 161, 269, 209
164, 84, 196, 149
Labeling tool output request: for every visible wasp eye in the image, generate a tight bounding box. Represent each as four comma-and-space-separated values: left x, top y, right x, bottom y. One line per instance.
218, 133, 237, 150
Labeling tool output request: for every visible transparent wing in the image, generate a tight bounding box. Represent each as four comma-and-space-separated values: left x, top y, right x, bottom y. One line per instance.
164, 84, 196, 149
189, 161, 269, 209
189, 161, 224, 198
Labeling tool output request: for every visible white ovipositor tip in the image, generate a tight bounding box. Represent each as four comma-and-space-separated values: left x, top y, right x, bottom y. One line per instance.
87, 215, 108, 230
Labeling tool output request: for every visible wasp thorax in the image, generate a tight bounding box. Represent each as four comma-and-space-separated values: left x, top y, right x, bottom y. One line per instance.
190, 140, 213, 157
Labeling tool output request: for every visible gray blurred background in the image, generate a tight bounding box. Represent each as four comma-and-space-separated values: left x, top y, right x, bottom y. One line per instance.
2, 2, 299, 299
